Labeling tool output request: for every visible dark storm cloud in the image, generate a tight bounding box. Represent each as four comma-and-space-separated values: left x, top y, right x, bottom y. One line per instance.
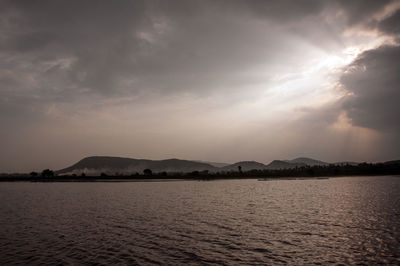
334, 0, 395, 26
341, 45, 400, 131
0, 0, 334, 125
1, 0, 147, 90
378, 8, 400, 36
224, 0, 395, 25
226, 0, 325, 22
1, 0, 396, 104
1, 0, 398, 119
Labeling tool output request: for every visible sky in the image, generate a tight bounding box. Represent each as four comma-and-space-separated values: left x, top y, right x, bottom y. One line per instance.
1, 0, 400, 172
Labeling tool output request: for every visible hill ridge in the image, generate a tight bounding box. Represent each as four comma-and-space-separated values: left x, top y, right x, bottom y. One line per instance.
57, 155, 363, 175
57, 156, 218, 175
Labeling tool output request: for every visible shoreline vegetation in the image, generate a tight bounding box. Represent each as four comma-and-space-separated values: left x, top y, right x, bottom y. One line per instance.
1, 162, 400, 182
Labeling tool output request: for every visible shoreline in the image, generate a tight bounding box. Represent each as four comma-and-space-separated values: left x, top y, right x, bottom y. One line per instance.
0, 174, 399, 182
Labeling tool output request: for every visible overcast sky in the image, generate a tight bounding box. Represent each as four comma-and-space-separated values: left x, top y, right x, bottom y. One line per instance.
1, 0, 400, 172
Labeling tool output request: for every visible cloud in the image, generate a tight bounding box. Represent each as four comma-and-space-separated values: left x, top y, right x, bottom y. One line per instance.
2, 0, 395, 103
0, 0, 349, 123
334, 0, 395, 26
341, 45, 400, 131
378, 8, 400, 36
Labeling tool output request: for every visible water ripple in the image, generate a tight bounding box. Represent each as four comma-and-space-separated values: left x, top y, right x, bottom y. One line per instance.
0, 176, 400, 264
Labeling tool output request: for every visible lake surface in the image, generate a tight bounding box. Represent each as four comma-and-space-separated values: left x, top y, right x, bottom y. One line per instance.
1, 176, 399, 265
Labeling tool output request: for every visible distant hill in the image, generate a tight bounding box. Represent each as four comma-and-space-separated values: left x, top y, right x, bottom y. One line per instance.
285, 157, 329, 166
266, 160, 306, 170
222, 161, 267, 171
333, 161, 360, 166
383, 160, 400, 165
150, 159, 217, 172
56, 156, 217, 175
195, 160, 230, 168
56, 155, 385, 176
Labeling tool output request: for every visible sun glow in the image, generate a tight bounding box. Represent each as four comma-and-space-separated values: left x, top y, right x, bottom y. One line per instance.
263, 50, 351, 104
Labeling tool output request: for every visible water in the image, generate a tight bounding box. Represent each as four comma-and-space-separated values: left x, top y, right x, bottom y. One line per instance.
1, 176, 399, 265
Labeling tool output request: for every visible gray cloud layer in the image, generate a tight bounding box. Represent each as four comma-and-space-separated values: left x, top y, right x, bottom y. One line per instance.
1, 0, 395, 99
378, 8, 400, 36
341, 45, 400, 131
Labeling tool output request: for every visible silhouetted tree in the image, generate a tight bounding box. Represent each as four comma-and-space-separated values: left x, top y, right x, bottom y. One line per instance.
143, 169, 152, 175
238, 165, 242, 173
191, 171, 200, 176
41, 169, 54, 177
30, 171, 38, 177
307, 168, 314, 176
201, 170, 209, 175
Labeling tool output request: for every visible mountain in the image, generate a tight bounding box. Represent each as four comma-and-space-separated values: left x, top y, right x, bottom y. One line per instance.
56, 155, 374, 175
150, 159, 217, 172
285, 157, 329, 166
223, 157, 331, 172
333, 161, 359, 166
56, 156, 217, 175
195, 160, 230, 168
265, 160, 306, 170
222, 161, 267, 171
383, 160, 400, 165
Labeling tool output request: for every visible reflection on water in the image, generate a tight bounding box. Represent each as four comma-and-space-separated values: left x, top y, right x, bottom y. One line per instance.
0, 176, 399, 264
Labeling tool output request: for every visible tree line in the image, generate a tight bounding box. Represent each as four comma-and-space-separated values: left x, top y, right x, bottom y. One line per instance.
1, 162, 399, 181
